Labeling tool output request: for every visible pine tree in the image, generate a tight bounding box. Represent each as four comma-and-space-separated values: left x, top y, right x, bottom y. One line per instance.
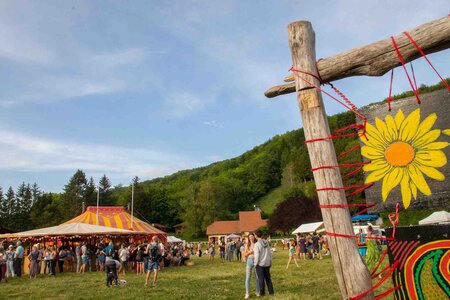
4, 187, 15, 229
84, 177, 97, 207
62, 169, 88, 219
0, 186, 5, 226
31, 183, 42, 206
98, 174, 113, 206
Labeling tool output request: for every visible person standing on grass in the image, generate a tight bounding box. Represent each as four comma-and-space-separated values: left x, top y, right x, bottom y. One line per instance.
243, 233, 260, 299
253, 230, 274, 297
14, 241, 24, 277
119, 243, 129, 275
145, 236, 160, 287
219, 238, 226, 263
75, 243, 82, 273
28, 245, 39, 279
80, 241, 88, 274
286, 240, 299, 269
136, 243, 144, 275
312, 232, 322, 260
298, 234, 307, 260
209, 242, 215, 263
5, 245, 15, 278
49, 246, 57, 276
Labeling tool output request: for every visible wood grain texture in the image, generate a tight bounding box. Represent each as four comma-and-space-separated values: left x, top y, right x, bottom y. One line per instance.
268, 16, 450, 98
288, 21, 374, 299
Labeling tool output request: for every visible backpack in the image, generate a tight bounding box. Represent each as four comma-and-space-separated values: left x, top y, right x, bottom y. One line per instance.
149, 244, 159, 261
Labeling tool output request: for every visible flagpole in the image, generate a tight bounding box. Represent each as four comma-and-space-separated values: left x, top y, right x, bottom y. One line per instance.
96, 187, 100, 225
131, 182, 134, 229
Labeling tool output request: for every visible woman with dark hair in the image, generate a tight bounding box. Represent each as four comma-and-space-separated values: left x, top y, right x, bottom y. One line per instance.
243, 233, 260, 299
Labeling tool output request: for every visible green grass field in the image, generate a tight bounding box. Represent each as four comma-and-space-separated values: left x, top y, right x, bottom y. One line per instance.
0, 248, 394, 299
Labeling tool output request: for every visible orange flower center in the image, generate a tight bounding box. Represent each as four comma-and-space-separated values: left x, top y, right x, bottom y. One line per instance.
385, 141, 415, 166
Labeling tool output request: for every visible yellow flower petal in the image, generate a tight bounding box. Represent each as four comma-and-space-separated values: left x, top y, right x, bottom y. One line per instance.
382, 168, 403, 201
410, 181, 417, 200
412, 129, 441, 148
415, 150, 447, 168
401, 175, 412, 209
363, 160, 389, 172
407, 164, 431, 196
394, 109, 405, 128
385, 115, 398, 140
399, 108, 420, 142
421, 142, 449, 150
415, 165, 445, 181
411, 113, 437, 142
363, 122, 386, 149
365, 164, 391, 183
361, 146, 384, 160
375, 118, 391, 144
443, 129, 450, 136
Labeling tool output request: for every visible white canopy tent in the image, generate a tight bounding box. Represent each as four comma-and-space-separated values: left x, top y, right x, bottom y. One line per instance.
226, 233, 240, 239
167, 235, 184, 243
418, 211, 450, 225
0, 222, 146, 239
292, 221, 324, 234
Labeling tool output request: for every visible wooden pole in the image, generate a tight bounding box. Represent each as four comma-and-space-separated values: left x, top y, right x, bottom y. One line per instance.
288, 21, 373, 299
268, 16, 450, 98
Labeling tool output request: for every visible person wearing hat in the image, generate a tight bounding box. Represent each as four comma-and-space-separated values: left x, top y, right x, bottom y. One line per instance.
5, 245, 15, 278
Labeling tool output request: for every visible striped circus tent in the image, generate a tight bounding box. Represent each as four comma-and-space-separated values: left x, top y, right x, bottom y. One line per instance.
64, 206, 167, 240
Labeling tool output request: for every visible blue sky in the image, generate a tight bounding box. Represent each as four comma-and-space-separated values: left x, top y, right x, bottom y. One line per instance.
0, 0, 448, 192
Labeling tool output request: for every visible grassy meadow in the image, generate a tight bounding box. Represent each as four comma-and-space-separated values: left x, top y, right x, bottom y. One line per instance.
0, 248, 394, 299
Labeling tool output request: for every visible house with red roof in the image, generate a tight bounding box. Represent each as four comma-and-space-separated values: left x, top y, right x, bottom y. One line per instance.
206, 211, 267, 242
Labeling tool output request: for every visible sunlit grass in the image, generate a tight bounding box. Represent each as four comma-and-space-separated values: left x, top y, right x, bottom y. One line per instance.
0, 248, 393, 299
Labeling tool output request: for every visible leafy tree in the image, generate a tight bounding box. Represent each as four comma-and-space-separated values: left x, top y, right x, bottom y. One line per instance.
268, 193, 321, 234
30, 193, 63, 228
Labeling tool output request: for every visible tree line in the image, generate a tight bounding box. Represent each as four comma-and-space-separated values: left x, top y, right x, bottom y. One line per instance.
0, 110, 363, 237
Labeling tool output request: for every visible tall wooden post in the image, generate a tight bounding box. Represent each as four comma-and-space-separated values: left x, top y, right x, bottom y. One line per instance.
288, 21, 374, 299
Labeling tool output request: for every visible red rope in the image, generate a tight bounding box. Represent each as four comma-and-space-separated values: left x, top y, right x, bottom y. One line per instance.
370, 249, 389, 277
388, 203, 400, 239
290, 67, 368, 141
403, 31, 450, 91
387, 69, 394, 111
375, 285, 402, 300
325, 231, 394, 242
320, 203, 376, 209
349, 260, 400, 300
311, 162, 370, 172
338, 145, 361, 159
390, 36, 421, 104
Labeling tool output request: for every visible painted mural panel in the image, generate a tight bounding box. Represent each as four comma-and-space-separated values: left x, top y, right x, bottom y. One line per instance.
359, 89, 450, 213
385, 225, 450, 300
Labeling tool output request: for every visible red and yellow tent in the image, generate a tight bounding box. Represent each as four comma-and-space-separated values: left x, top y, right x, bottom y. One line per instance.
64, 206, 167, 241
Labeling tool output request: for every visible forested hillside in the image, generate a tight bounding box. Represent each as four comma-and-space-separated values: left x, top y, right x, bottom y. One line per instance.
1, 81, 447, 237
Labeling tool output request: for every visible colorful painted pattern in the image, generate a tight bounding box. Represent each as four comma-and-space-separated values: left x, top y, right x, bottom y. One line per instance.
389, 238, 450, 300
64, 206, 166, 236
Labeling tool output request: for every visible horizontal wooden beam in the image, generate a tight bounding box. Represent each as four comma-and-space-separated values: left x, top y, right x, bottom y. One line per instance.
265, 16, 450, 98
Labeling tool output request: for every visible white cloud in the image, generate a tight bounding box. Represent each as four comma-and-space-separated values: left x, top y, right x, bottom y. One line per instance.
203, 120, 223, 128
0, 129, 194, 180
161, 92, 214, 118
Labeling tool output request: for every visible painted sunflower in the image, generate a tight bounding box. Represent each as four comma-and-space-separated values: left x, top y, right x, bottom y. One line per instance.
360, 108, 449, 208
